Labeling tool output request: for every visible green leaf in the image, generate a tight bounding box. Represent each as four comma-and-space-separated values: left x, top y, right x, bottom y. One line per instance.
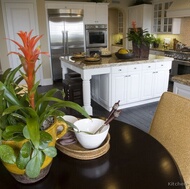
2, 124, 25, 141
0, 145, 16, 164
25, 151, 42, 178
43, 146, 57, 158
0, 82, 22, 106
16, 152, 30, 170
2, 105, 24, 116
23, 126, 30, 139
20, 141, 31, 158
39, 131, 52, 150
26, 116, 40, 148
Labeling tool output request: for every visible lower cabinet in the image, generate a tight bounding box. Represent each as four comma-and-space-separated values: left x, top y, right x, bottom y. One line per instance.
141, 62, 170, 100
173, 82, 190, 99
112, 64, 142, 105
91, 61, 171, 111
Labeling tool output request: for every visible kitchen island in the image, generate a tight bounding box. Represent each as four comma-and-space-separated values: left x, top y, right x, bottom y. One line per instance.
60, 54, 173, 115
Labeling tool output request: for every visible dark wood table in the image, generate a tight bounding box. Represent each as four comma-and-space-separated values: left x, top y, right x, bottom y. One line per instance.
0, 120, 185, 189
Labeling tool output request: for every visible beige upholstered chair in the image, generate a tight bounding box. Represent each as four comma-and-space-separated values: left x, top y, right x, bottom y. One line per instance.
149, 92, 190, 189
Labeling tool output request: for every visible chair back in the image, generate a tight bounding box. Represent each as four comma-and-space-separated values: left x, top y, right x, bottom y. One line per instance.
149, 92, 190, 188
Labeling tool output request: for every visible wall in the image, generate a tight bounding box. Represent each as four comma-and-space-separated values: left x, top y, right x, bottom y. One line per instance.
0, 1, 10, 73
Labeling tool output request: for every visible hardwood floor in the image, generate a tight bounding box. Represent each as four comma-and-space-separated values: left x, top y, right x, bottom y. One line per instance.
38, 79, 173, 133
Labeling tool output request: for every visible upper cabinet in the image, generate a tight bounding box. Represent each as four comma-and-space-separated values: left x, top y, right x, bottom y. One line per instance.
152, 1, 181, 34
83, 3, 108, 25
127, 4, 152, 49
128, 4, 153, 33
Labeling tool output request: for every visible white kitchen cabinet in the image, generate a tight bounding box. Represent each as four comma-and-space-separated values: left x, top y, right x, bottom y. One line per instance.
111, 64, 142, 105
127, 4, 152, 49
1, 0, 42, 83
45, 1, 83, 9
152, 1, 181, 34
91, 59, 172, 111
141, 62, 170, 100
128, 4, 152, 32
83, 3, 108, 25
173, 82, 190, 99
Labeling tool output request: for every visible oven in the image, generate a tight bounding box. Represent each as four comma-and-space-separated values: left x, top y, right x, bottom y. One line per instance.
85, 24, 107, 49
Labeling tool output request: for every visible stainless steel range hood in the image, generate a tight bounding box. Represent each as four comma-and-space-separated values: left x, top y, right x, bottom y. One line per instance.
167, 0, 190, 18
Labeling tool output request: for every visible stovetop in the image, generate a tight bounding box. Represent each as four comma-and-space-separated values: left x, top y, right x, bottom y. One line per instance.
164, 50, 190, 61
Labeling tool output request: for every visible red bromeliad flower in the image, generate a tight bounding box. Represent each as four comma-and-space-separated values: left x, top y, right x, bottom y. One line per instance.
132, 21, 137, 32
7, 30, 49, 109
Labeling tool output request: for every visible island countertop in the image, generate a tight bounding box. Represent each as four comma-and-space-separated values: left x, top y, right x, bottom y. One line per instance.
60, 54, 173, 70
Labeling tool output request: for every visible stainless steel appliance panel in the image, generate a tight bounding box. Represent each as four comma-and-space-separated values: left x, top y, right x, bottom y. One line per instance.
48, 12, 84, 80
85, 24, 107, 48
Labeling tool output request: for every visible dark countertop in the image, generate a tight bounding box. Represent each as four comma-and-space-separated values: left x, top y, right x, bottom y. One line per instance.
0, 120, 185, 189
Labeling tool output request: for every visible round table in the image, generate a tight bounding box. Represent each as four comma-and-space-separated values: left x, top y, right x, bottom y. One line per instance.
0, 120, 185, 189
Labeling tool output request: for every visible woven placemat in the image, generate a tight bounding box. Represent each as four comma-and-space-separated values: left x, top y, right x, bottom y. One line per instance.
56, 134, 110, 160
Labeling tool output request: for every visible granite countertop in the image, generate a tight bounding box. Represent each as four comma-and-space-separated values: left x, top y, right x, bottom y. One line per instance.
172, 74, 190, 86
60, 54, 173, 70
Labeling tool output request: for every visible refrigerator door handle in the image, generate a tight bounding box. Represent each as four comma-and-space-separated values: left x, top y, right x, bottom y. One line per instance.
62, 31, 66, 55
66, 31, 69, 55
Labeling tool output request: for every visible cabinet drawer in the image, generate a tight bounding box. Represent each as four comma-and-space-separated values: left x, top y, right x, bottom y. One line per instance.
112, 66, 128, 74
156, 62, 169, 69
127, 64, 142, 72
142, 63, 155, 70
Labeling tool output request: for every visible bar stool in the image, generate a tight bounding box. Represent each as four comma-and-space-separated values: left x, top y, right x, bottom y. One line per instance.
62, 77, 83, 115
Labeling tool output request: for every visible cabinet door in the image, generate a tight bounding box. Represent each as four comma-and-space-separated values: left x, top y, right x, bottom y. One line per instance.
112, 74, 126, 105
2, 0, 42, 83
141, 70, 154, 100
96, 3, 108, 24
153, 70, 169, 97
83, 4, 96, 24
125, 72, 141, 103
83, 3, 108, 24
153, 1, 179, 34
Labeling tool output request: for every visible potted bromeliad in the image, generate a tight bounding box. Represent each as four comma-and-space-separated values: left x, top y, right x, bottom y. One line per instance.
127, 21, 154, 59
0, 30, 90, 184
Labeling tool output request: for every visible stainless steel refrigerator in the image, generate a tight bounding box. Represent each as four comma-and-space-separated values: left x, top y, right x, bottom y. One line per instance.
48, 9, 85, 81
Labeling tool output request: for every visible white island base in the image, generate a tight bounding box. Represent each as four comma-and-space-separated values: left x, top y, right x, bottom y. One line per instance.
60, 55, 173, 115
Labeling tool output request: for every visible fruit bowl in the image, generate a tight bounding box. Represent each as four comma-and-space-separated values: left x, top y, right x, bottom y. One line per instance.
115, 52, 134, 59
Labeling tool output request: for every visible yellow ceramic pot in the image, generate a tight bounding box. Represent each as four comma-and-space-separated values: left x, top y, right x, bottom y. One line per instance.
2, 120, 68, 183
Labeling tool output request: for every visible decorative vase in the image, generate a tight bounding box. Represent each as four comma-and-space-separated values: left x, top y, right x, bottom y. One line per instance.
132, 42, 150, 59
2, 120, 67, 184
